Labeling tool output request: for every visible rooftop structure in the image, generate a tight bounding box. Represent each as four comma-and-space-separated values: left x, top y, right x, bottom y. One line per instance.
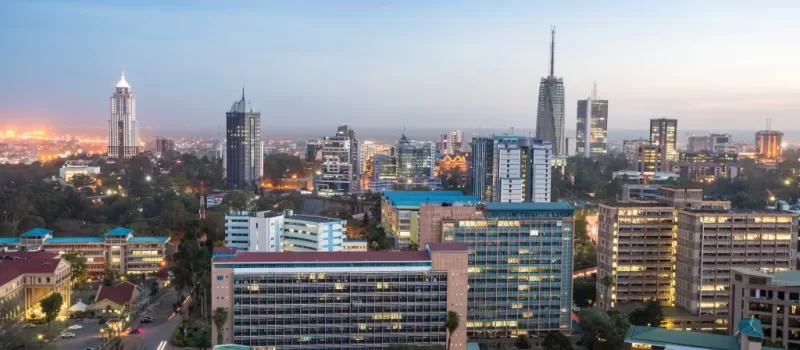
625, 317, 781, 350
381, 191, 479, 248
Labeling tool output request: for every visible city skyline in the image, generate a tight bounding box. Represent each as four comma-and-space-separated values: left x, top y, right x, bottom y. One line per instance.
2, 1, 800, 133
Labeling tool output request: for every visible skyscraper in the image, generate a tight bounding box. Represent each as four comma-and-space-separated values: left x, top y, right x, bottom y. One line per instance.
437, 130, 464, 155
471, 137, 494, 201
755, 130, 784, 163
535, 27, 566, 156
316, 125, 360, 194
225, 89, 263, 189
107, 71, 140, 159
649, 118, 678, 164
576, 83, 609, 157
396, 134, 434, 179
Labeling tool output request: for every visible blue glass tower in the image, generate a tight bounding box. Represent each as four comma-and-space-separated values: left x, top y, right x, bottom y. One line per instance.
441, 202, 574, 337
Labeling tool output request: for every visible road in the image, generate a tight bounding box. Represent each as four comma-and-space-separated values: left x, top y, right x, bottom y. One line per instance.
53, 320, 103, 350
121, 288, 186, 350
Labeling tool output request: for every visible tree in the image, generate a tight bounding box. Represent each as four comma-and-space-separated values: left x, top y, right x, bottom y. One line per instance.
0, 222, 16, 237
160, 199, 188, 231
213, 307, 229, 345
628, 299, 664, 327
573, 279, 597, 307
578, 308, 630, 350
62, 251, 88, 284
542, 332, 573, 350
445, 310, 460, 350
150, 282, 159, 298
223, 190, 250, 212
514, 335, 532, 349
40, 292, 64, 328
71, 173, 95, 187
103, 268, 120, 286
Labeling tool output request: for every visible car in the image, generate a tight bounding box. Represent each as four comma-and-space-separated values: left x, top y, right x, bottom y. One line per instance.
21, 323, 36, 328
141, 315, 154, 320
60, 332, 76, 338
68, 324, 83, 330
128, 328, 141, 334
140, 318, 153, 324
98, 319, 107, 324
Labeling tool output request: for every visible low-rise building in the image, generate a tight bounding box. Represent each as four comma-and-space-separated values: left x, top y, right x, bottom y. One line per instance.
0, 228, 168, 276
381, 191, 478, 248
223, 210, 360, 253
210, 244, 469, 349
59, 163, 101, 182
0, 251, 72, 321
625, 317, 780, 350
88, 281, 142, 314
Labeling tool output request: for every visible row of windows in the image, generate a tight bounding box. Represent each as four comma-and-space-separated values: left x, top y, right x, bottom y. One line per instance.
218, 262, 432, 269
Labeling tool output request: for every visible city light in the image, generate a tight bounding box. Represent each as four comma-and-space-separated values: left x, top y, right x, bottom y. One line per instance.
146, 175, 152, 182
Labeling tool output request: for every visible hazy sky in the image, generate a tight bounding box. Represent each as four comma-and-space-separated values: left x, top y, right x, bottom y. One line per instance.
1, 0, 800, 135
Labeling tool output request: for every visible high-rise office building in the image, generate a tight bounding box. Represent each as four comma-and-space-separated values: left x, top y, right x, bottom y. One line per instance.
150, 136, 175, 158
635, 144, 666, 175
225, 89, 263, 189
730, 268, 800, 349
210, 244, 469, 349
756, 130, 784, 163
687, 135, 711, 152
359, 141, 393, 174
535, 27, 566, 156
471, 137, 494, 201
107, 71, 140, 159
441, 202, 575, 337
623, 139, 649, 166
316, 125, 360, 194
437, 130, 464, 155
676, 209, 798, 318
396, 135, 434, 179
649, 118, 678, 163
709, 133, 732, 154
575, 84, 609, 157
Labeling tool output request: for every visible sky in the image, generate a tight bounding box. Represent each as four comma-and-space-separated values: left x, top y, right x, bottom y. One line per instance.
1, 0, 800, 136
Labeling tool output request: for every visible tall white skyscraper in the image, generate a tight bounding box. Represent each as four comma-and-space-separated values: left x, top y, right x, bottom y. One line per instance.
107, 71, 140, 159
437, 130, 463, 155
316, 125, 360, 194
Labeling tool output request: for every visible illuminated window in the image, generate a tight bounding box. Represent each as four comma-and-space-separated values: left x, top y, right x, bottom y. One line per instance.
247, 284, 259, 291
376, 282, 388, 289
518, 285, 529, 291
511, 303, 523, 309
111, 258, 120, 263
507, 258, 520, 264
529, 230, 539, 236
358, 324, 366, 331
334, 283, 344, 290
522, 311, 533, 318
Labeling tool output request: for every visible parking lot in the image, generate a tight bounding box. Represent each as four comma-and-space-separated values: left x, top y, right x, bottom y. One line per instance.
52, 320, 105, 350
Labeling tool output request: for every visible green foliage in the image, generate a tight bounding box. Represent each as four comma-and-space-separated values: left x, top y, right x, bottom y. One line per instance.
40, 292, 64, 327
263, 153, 304, 187
150, 282, 159, 298
103, 268, 120, 286
514, 335, 532, 349
578, 308, 630, 350
628, 299, 664, 327
541, 332, 573, 350
213, 307, 229, 345
62, 251, 88, 284
445, 310, 460, 350
366, 224, 391, 251
223, 190, 251, 212
573, 279, 597, 307
0, 222, 16, 237
573, 213, 597, 271
71, 173, 95, 188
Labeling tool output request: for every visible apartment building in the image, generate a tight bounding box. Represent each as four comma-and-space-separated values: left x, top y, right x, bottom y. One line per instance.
676, 209, 798, 318
0, 251, 72, 322
0, 228, 168, 276
210, 243, 469, 349
224, 210, 360, 253
597, 202, 677, 310
730, 268, 800, 349
381, 191, 478, 248
441, 202, 575, 337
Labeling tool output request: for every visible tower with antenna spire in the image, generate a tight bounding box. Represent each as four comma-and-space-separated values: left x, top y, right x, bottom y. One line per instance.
107, 69, 140, 159
535, 26, 566, 156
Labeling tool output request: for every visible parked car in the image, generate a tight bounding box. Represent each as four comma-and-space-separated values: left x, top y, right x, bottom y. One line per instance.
128, 328, 141, 334
68, 324, 83, 330
60, 332, 76, 338
21, 324, 36, 328
98, 319, 107, 324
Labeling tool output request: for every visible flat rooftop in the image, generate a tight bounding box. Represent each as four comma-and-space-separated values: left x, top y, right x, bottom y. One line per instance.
214, 250, 431, 263
681, 208, 799, 214
483, 202, 573, 212
600, 201, 673, 208
287, 215, 342, 224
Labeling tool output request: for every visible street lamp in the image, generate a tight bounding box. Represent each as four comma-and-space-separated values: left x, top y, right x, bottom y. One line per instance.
146, 175, 152, 182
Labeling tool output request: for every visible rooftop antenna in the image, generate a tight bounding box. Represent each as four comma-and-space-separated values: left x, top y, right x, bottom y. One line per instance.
549, 25, 556, 77
241, 86, 246, 101
592, 81, 597, 100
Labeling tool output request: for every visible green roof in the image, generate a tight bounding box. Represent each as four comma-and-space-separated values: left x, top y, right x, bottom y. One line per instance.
771, 271, 800, 284
626, 326, 737, 350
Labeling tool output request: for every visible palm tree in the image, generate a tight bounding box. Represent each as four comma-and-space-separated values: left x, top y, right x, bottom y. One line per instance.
212, 307, 228, 345
445, 310, 460, 350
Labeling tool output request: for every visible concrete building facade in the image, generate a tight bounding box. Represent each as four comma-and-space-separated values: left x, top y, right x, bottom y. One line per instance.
210, 244, 469, 349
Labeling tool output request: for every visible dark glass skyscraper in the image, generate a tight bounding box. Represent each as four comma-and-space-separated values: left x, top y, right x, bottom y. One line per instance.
395, 135, 434, 179
225, 89, 263, 189
535, 27, 565, 156
471, 137, 494, 201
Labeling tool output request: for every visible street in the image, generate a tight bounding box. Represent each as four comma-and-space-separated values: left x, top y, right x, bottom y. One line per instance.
120, 288, 185, 350
55, 321, 104, 350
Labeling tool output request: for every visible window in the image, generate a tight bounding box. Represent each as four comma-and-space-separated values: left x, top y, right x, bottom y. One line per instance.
217, 276, 223, 281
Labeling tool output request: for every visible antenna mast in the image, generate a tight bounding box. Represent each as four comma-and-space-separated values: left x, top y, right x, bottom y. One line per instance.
592, 81, 597, 100
549, 26, 556, 77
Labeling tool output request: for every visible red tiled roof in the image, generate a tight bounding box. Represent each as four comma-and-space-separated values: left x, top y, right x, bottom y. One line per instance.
0, 253, 62, 286
95, 281, 138, 306
214, 250, 431, 263
426, 243, 468, 252
213, 247, 236, 255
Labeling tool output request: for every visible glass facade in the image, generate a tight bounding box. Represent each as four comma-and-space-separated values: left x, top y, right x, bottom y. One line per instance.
442, 206, 574, 337
230, 271, 448, 349
396, 135, 434, 179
